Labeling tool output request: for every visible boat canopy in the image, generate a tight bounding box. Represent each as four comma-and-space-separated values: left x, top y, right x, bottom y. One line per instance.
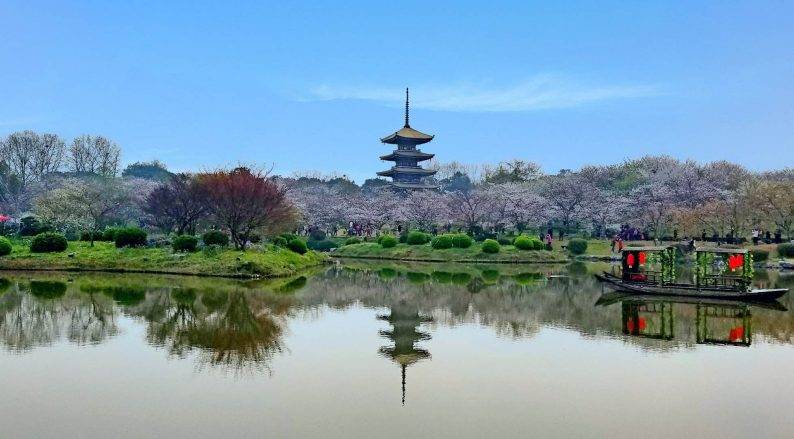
695, 247, 748, 254
622, 246, 673, 252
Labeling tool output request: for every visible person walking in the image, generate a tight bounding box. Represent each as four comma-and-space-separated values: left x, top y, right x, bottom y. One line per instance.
545, 233, 553, 251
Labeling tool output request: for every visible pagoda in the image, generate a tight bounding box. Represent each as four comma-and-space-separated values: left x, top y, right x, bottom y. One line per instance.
377, 88, 437, 189
377, 300, 432, 405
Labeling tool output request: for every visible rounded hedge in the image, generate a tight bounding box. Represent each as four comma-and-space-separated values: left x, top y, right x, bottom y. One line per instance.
172, 235, 198, 252
380, 235, 398, 248
451, 234, 473, 248
431, 234, 454, 249
406, 231, 430, 245
114, 227, 147, 248
497, 236, 513, 246
30, 232, 68, 253
0, 237, 11, 256
750, 249, 769, 262
287, 238, 308, 254
778, 243, 794, 258
102, 227, 121, 242
271, 236, 288, 247
481, 239, 500, 253
309, 229, 327, 241
567, 238, 588, 255
202, 230, 229, 247
513, 235, 543, 251
307, 239, 339, 252
344, 237, 361, 245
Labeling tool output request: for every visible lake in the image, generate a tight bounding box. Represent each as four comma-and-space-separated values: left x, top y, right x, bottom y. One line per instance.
1, 261, 793, 438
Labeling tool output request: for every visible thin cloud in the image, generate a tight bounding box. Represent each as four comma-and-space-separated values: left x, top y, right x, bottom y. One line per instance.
305, 75, 662, 112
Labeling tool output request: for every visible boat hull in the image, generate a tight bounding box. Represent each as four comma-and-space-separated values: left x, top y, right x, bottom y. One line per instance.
595, 273, 788, 302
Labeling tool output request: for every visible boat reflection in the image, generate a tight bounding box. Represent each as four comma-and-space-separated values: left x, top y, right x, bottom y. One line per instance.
599, 292, 787, 347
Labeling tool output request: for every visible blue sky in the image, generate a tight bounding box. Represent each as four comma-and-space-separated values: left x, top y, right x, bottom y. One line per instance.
1, 1, 792, 182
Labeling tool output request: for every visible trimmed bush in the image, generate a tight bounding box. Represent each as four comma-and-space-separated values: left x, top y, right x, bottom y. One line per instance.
406, 231, 430, 245
750, 249, 769, 262
271, 236, 288, 247
102, 227, 122, 242
287, 238, 308, 254
172, 235, 198, 252
114, 227, 147, 248
202, 230, 229, 247
568, 238, 588, 255
778, 243, 794, 258
451, 234, 473, 248
20, 216, 49, 236
307, 239, 339, 252
481, 239, 500, 253
30, 232, 68, 253
80, 231, 104, 242
514, 235, 544, 251
380, 235, 398, 248
0, 237, 11, 256
280, 233, 298, 242
431, 234, 454, 249
344, 237, 361, 245
309, 229, 327, 241
497, 236, 513, 246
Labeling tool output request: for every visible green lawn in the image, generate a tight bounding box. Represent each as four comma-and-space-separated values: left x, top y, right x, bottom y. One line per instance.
332, 242, 569, 263
0, 240, 326, 278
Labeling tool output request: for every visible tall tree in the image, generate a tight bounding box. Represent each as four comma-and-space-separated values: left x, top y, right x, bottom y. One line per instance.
143, 174, 208, 234
69, 135, 121, 177
198, 167, 295, 250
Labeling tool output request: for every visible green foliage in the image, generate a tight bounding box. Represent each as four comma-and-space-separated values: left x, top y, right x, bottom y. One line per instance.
102, 227, 121, 241
344, 237, 361, 245
567, 238, 588, 255
171, 288, 197, 305
202, 230, 229, 247
451, 233, 473, 248
379, 235, 398, 248
407, 271, 430, 284
0, 237, 12, 256
481, 269, 500, 283
778, 243, 794, 258
121, 160, 172, 181
20, 216, 49, 236
307, 239, 339, 252
172, 235, 199, 252
751, 249, 769, 262
431, 234, 454, 249
29, 280, 67, 299
497, 236, 513, 246
514, 235, 543, 250
114, 227, 148, 248
378, 267, 397, 279
432, 271, 453, 283
287, 238, 308, 254
30, 232, 68, 253
481, 239, 500, 253
201, 290, 229, 311
280, 233, 298, 242
406, 230, 431, 245
309, 229, 327, 241
271, 236, 288, 247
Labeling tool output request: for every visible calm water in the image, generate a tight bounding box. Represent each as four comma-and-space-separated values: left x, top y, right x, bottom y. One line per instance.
1, 261, 793, 439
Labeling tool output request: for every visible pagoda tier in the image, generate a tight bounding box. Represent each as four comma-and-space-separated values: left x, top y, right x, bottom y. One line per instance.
377, 88, 438, 189
379, 150, 434, 162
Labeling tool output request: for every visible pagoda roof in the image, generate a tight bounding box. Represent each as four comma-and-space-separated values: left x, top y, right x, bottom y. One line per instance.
380, 126, 434, 144
392, 181, 439, 189
380, 150, 434, 161
377, 166, 437, 177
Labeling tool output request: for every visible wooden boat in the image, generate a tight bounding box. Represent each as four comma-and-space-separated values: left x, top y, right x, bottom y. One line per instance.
595, 290, 788, 311
595, 246, 789, 302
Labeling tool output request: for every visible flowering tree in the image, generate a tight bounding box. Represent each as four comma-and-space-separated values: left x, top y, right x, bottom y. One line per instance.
398, 190, 448, 231
142, 174, 209, 234
69, 135, 121, 177
198, 167, 295, 250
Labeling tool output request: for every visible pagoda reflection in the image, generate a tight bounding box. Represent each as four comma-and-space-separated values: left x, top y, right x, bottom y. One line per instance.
377, 299, 432, 405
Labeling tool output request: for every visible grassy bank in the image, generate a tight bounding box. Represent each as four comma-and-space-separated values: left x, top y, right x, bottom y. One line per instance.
332, 242, 569, 263
0, 240, 327, 278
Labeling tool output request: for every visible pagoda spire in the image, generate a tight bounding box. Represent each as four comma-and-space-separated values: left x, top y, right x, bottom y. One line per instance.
404, 87, 410, 128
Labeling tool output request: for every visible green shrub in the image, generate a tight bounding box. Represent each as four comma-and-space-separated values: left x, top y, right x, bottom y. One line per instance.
114, 227, 147, 248
280, 233, 298, 242
202, 230, 229, 247
451, 234, 473, 248
307, 239, 339, 252
481, 239, 500, 253
287, 238, 308, 254
30, 232, 68, 253
271, 236, 288, 247
20, 216, 49, 236
497, 236, 513, 246
172, 235, 198, 252
80, 231, 104, 242
0, 237, 12, 256
778, 243, 794, 258
514, 235, 543, 250
309, 229, 327, 241
345, 237, 361, 245
380, 235, 398, 248
102, 227, 122, 241
406, 231, 430, 245
750, 249, 769, 262
431, 234, 454, 249
398, 232, 408, 243
567, 238, 588, 255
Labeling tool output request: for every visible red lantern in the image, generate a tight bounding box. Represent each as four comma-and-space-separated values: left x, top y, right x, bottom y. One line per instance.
638, 251, 647, 265
627, 253, 635, 268
729, 326, 744, 342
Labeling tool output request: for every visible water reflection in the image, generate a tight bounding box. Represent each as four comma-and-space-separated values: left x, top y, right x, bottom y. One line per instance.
0, 264, 792, 374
